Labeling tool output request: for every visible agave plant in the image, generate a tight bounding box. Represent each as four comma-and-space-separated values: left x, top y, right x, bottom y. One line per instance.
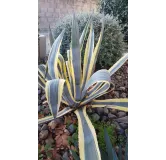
38, 15, 128, 160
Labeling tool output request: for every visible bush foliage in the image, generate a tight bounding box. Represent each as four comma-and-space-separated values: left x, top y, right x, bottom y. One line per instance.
53, 13, 126, 69
98, 0, 128, 42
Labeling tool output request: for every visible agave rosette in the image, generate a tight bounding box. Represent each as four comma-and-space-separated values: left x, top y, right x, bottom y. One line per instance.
38, 15, 128, 160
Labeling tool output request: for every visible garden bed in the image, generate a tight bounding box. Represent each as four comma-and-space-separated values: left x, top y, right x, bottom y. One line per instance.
38, 60, 128, 160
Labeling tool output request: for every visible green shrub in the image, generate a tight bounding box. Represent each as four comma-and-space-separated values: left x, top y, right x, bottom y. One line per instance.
98, 0, 128, 43
53, 13, 126, 69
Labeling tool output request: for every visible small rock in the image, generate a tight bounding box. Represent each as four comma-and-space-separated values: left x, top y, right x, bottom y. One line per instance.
64, 129, 70, 135
45, 136, 54, 145
101, 116, 107, 122
119, 87, 126, 91
117, 112, 126, 118
108, 113, 117, 119
56, 118, 64, 125
96, 108, 104, 115
62, 151, 69, 160
39, 130, 48, 139
38, 90, 41, 95
120, 93, 127, 98
91, 113, 100, 122
116, 116, 128, 124
116, 75, 122, 80
119, 123, 128, 129
103, 108, 109, 115
68, 124, 76, 134
113, 121, 124, 134
114, 91, 119, 98
41, 124, 48, 130
44, 108, 50, 115
48, 120, 57, 130
110, 108, 117, 115
41, 94, 46, 100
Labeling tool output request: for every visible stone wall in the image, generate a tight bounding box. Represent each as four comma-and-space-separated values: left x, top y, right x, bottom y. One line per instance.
39, 0, 98, 32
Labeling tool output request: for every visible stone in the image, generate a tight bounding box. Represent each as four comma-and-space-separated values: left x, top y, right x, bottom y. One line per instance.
119, 87, 126, 91
41, 124, 48, 130
56, 118, 64, 125
116, 75, 122, 80
116, 116, 128, 124
103, 108, 109, 115
44, 108, 50, 115
45, 136, 54, 145
120, 93, 127, 98
48, 120, 57, 130
110, 108, 117, 115
38, 89, 41, 95
101, 116, 107, 122
39, 130, 49, 139
68, 124, 76, 134
114, 91, 119, 98
96, 108, 104, 115
41, 94, 46, 100
108, 113, 117, 119
119, 123, 128, 129
117, 112, 126, 118
62, 151, 69, 160
91, 113, 100, 122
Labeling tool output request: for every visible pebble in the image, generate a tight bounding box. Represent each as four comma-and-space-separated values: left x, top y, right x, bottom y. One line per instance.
48, 120, 57, 130
110, 108, 117, 115
101, 116, 107, 122
45, 136, 54, 145
117, 112, 126, 118
119, 87, 126, 91
41, 124, 48, 130
120, 93, 127, 98
116, 75, 122, 80
103, 108, 109, 115
116, 116, 128, 124
62, 151, 69, 160
108, 113, 117, 119
44, 108, 50, 115
38, 90, 41, 95
91, 113, 100, 122
39, 130, 49, 139
114, 91, 119, 98
119, 123, 128, 129
96, 108, 104, 115
41, 94, 46, 100
68, 124, 76, 134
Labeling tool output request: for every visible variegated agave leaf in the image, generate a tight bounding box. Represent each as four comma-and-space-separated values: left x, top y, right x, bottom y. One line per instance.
38, 15, 128, 160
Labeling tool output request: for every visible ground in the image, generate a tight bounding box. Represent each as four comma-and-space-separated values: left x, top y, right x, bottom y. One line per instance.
38, 60, 128, 160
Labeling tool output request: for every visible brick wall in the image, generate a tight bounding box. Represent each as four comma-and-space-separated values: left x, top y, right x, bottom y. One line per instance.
39, 0, 98, 32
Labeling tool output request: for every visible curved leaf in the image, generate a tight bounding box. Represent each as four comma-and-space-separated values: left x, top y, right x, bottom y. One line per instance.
109, 53, 128, 76
75, 107, 101, 160
45, 79, 65, 119
92, 99, 128, 112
